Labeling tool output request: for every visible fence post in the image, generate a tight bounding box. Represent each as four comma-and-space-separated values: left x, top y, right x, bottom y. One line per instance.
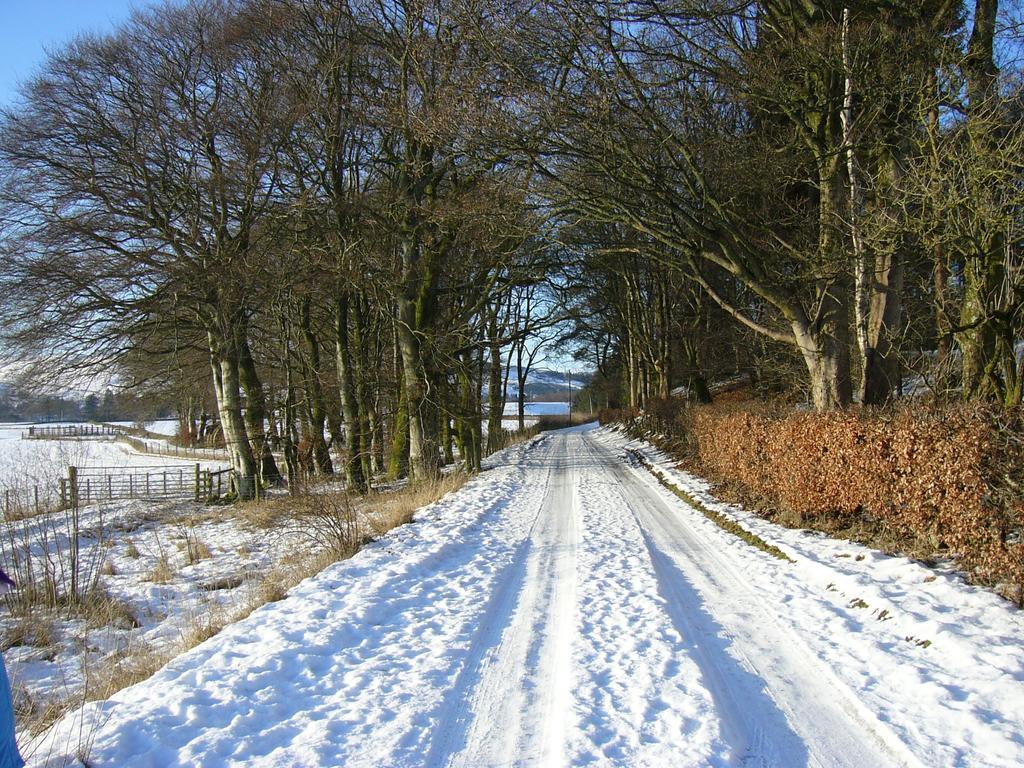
68, 466, 78, 508
194, 464, 200, 501
4, 490, 8, 518
60, 478, 66, 508
129, 475, 133, 498
108, 475, 112, 499
34, 485, 39, 515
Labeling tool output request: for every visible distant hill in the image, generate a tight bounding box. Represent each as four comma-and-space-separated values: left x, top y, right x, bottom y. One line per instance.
499, 368, 592, 400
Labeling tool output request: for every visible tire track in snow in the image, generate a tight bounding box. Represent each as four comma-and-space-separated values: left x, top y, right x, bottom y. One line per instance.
427, 432, 577, 768
565, 436, 728, 767
587, 432, 923, 768
44, 436, 556, 768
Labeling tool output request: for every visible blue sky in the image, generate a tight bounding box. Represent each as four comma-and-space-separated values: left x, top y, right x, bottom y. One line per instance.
0, 1, 145, 109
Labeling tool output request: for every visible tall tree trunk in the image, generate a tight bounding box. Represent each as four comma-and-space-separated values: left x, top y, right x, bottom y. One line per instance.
927, 71, 954, 391
682, 339, 713, 404
486, 310, 503, 454
299, 297, 334, 475
861, 249, 904, 405
389, 383, 410, 480
861, 154, 906, 406
657, 284, 672, 399
396, 292, 440, 481
396, 231, 442, 482
208, 330, 257, 499
795, 319, 852, 411
437, 372, 454, 466
961, 0, 1004, 400
806, 163, 854, 410
335, 294, 367, 493
280, 312, 300, 494
368, 396, 384, 477
353, 295, 374, 484
516, 342, 528, 431
842, 7, 875, 403
237, 329, 282, 486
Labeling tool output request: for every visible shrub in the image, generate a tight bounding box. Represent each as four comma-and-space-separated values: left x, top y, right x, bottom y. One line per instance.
598, 407, 638, 427
615, 400, 1024, 602
147, 555, 175, 584
290, 492, 364, 561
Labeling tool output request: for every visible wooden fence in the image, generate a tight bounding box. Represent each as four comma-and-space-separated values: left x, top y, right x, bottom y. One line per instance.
21, 424, 229, 461
70, 464, 242, 505
22, 424, 123, 439
1, 463, 235, 518
116, 435, 230, 462
0, 483, 63, 519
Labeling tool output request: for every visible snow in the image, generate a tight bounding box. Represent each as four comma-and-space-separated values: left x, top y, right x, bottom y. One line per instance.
109, 419, 180, 437
0, 425, 227, 517
4, 495, 296, 707
494, 368, 590, 399
17, 425, 1024, 767
0, 424, 218, 484
501, 401, 569, 416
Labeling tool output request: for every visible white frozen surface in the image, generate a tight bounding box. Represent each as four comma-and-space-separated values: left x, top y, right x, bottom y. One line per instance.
22, 426, 1024, 767
109, 419, 180, 437
0, 424, 218, 487
501, 401, 569, 416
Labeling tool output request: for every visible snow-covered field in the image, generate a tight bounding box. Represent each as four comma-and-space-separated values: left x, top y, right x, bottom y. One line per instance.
20, 424, 1024, 767
502, 401, 569, 416
0, 428, 226, 518
0, 423, 211, 481
4, 494, 301, 704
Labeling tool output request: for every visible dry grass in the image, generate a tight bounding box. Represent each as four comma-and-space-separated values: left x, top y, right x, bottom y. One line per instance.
249, 573, 289, 606
13, 687, 76, 740
147, 555, 175, 584
289, 493, 363, 561
179, 612, 227, 650
2, 617, 57, 651
79, 588, 139, 631
124, 539, 140, 559
365, 471, 468, 536
185, 537, 213, 565
82, 641, 171, 704
100, 559, 117, 576
213, 472, 472, 630
235, 500, 290, 530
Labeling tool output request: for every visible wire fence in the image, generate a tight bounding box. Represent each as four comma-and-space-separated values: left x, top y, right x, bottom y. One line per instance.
22, 424, 122, 440
116, 435, 230, 462
1, 464, 236, 519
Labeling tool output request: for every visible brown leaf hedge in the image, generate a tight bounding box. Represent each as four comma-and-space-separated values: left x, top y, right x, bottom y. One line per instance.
602, 401, 1024, 600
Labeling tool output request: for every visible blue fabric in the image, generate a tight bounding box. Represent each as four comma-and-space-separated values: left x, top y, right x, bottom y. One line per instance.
0, 656, 23, 768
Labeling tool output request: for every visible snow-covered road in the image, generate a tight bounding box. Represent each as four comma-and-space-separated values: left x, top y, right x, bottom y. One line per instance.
27, 425, 1024, 767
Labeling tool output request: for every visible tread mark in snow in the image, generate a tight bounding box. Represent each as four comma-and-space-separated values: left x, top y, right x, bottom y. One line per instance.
593, 433, 923, 768
426, 434, 577, 768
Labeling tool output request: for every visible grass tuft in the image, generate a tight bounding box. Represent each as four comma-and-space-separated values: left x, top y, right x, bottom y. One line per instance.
2, 617, 57, 652
147, 555, 175, 584
365, 472, 468, 536
630, 449, 794, 563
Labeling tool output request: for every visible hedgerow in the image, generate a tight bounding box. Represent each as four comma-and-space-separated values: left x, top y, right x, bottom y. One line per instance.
609, 399, 1024, 604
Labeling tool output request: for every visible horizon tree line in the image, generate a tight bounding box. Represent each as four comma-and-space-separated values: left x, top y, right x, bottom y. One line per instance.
0, 0, 1021, 495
